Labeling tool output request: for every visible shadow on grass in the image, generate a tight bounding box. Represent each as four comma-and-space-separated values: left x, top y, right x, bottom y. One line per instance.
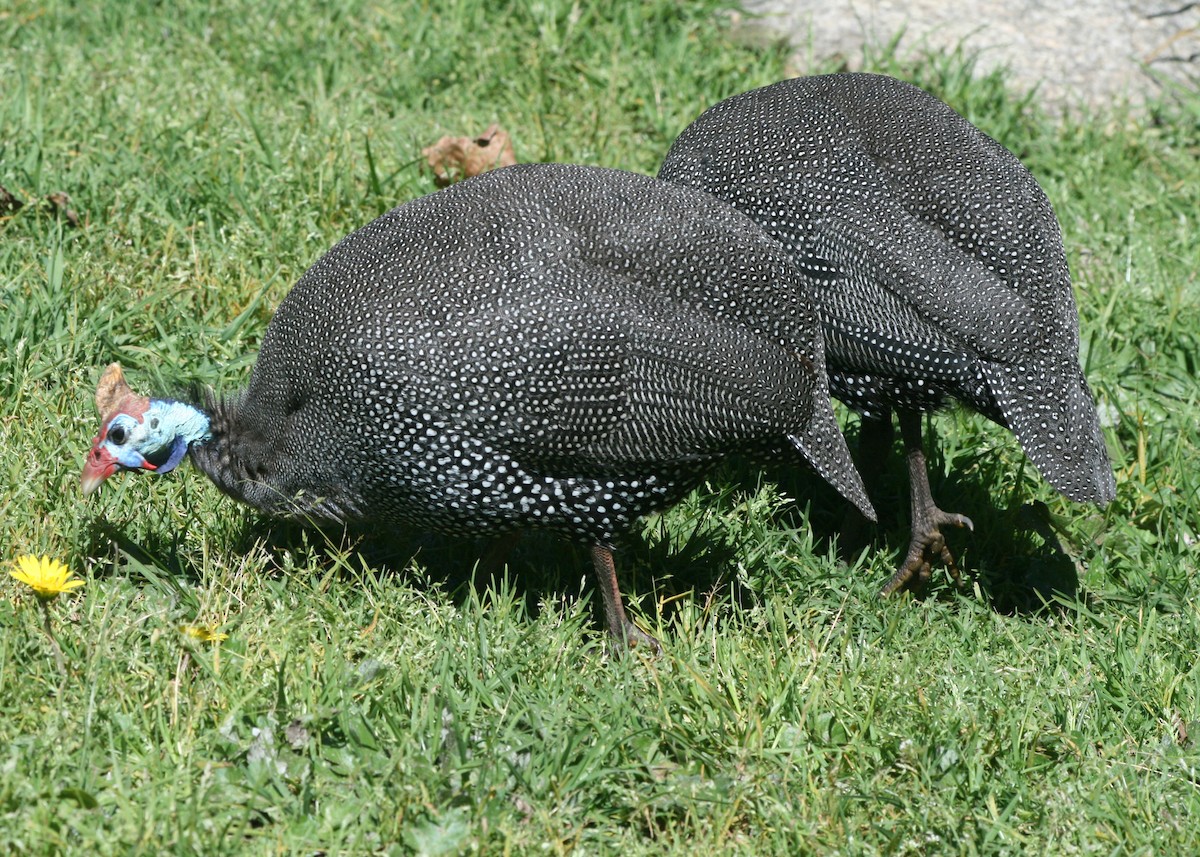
85, 518, 210, 589
208, 509, 749, 640
770, 419, 1082, 617
83, 425, 1083, 629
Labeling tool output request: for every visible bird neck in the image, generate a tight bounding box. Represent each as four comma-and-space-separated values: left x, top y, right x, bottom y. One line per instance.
183, 392, 290, 515
144, 399, 213, 474
151, 399, 212, 442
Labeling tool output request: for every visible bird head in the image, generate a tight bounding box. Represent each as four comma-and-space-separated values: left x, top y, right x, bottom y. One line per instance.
81, 363, 210, 495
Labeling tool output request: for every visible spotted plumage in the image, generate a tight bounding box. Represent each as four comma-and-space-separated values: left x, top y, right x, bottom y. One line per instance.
83, 163, 874, 650
659, 73, 1115, 591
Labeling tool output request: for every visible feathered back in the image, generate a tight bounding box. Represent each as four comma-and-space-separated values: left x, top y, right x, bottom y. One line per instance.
659, 73, 1114, 503
189, 164, 873, 535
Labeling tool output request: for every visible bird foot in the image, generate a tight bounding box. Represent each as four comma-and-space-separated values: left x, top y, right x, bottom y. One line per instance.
610, 621, 663, 657
880, 510, 974, 596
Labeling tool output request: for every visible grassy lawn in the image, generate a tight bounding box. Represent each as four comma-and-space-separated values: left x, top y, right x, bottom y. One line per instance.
2, 0, 1199, 853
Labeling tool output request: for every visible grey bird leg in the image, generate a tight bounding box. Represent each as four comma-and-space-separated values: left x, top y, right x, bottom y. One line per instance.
880, 411, 974, 595
840, 413, 894, 554
858, 413, 895, 484
476, 531, 523, 576
591, 545, 662, 655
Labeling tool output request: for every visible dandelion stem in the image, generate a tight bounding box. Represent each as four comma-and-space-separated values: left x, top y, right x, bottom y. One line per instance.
40, 600, 66, 676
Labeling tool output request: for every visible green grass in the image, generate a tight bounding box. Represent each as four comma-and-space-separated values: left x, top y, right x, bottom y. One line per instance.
2, 0, 1200, 853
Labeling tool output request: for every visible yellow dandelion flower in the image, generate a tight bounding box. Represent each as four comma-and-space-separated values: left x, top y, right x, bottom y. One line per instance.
180, 624, 229, 643
10, 555, 85, 602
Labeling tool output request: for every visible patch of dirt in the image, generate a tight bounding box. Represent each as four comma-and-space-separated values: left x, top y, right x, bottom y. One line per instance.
740, 0, 1199, 112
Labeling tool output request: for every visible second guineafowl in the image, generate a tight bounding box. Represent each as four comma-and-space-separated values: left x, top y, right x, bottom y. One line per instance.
659, 73, 1115, 593
82, 163, 874, 652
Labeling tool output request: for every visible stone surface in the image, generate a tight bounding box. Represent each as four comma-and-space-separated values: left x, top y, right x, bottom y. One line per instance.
741, 0, 1200, 112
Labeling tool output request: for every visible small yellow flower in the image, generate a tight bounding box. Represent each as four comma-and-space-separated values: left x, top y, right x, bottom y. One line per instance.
180, 624, 229, 643
10, 555, 85, 602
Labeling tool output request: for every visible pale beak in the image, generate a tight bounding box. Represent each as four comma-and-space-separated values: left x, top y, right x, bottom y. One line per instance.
81, 447, 117, 496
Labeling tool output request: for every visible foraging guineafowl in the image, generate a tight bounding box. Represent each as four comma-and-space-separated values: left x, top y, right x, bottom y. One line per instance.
82, 163, 874, 651
658, 73, 1115, 593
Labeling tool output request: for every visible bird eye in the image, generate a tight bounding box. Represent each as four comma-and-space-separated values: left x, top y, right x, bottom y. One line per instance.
108, 425, 128, 445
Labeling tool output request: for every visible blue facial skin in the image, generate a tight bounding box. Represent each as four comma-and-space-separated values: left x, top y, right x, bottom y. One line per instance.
101, 400, 212, 475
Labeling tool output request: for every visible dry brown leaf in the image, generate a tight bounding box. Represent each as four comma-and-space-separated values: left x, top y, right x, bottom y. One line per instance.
44, 191, 83, 228
0, 183, 23, 215
0, 185, 83, 226
422, 123, 517, 187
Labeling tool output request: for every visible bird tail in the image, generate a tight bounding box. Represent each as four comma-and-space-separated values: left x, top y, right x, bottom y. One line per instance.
983, 363, 1116, 504
788, 404, 877, 522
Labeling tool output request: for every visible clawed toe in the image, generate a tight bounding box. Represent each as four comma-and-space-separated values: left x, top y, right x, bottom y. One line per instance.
612, 622, 663, 656
879, 515, 969, 597
935, 511, 974, 532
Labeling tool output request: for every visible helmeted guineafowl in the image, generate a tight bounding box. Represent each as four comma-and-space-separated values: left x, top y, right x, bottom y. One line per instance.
82, 163, 874, 651
658, 72, 1115, 593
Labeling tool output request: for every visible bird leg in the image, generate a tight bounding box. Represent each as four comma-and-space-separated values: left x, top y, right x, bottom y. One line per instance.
880, 411, 974, 596
476, 531, 523, 577
839, 413, 894, 555
591, 544, 662, 655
